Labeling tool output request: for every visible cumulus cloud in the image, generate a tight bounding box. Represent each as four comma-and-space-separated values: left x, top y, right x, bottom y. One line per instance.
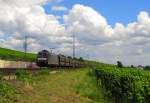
64, 5, 150, 47
63, 4, 150, 65
0, 0, 72, 52
0, 0, 52, 7
64, 4, 110, 45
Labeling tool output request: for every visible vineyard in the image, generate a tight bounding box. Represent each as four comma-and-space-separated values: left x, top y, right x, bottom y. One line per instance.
0, 47, 36, 61
95, 63, 150, 103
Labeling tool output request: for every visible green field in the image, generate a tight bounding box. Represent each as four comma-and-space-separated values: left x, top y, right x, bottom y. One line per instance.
0, 68, 114, 103
0, 47, 36, 61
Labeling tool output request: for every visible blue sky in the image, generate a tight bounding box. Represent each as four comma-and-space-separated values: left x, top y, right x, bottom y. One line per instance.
43, 0, 150, 26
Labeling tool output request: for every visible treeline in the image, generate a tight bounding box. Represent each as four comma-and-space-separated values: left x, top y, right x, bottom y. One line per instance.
67, 56, 84, 61
117, 61, 150, 70
95, 63, 150, 103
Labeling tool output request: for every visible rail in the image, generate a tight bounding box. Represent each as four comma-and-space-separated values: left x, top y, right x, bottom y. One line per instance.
0, 68, 41, 75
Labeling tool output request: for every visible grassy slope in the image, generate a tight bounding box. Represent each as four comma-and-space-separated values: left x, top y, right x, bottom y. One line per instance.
12, 68, 113, 103
0, 47, 36, 61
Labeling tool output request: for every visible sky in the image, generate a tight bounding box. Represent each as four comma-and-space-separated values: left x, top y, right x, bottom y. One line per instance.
44, 0, 150, 25
0, 0, 150, 66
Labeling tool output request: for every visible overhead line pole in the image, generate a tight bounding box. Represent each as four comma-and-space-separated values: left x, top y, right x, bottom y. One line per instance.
73, 33, 75, 59
49, 48, 55, 54
24, 36, 28, 60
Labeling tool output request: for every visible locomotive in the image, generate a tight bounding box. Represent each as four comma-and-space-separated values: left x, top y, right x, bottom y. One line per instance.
36, 50, 85, 67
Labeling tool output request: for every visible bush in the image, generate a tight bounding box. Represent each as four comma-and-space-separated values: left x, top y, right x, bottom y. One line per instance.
131, 65, 134, 68
144, 66, 150, 70
0, 77, 17, 102
15, 70, 33, 85
0, 74, 2, 80
37, 68, 50, 75
117, 61, 123, 68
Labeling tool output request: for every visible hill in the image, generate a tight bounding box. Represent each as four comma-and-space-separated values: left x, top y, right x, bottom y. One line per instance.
0, 47, 36, 61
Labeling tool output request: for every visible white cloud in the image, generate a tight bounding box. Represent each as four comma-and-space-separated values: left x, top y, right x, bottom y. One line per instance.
51, 6, 68, 11
0, 0, 52, 7
63, 4, 150, 65
64, 4, 111, 45
64, 5, 150, 47
0, 0, 72, 53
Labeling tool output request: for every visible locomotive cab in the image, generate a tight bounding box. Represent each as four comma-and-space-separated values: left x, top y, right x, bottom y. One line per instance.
37, 50, 49, 67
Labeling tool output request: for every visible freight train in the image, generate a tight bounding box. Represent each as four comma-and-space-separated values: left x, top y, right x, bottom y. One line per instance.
36, 50, 85, 67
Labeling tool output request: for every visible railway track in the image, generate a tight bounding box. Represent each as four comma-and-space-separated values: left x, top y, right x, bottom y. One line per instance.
0, 67, 79, 75
0, 68, 41, 75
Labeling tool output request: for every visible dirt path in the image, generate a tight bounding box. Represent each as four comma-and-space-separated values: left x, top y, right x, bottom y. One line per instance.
50, 70, 59, 74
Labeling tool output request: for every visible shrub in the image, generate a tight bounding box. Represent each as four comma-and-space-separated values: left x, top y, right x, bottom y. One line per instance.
15, 69, 33, 85
37, 68, 50, 75
144, 66, 150, 70
0, 77, 17, 102
117, 61, 123, 68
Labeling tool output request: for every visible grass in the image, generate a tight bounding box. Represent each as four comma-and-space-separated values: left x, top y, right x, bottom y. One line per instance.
0, 76, 18, 103
6, 68, 114, 103
0, 47, 36, 61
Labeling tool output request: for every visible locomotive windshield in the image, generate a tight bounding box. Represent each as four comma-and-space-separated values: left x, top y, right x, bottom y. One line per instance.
37, 52, 42, 57
37, 50, 49, 58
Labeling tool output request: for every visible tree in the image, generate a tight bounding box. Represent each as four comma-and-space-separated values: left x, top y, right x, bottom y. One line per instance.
68, 56, 72, 59
144, 66, 150, 70
73, 57, 77, 60
131, 65, 134, 68
79, 57, 84, 61
117, 61, 123, 68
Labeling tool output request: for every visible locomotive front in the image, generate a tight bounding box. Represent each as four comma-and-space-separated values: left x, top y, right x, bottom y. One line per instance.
37, 50, 49, 67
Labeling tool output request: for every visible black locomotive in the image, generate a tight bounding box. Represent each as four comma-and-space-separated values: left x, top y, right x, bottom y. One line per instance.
37, 50, 85, 67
